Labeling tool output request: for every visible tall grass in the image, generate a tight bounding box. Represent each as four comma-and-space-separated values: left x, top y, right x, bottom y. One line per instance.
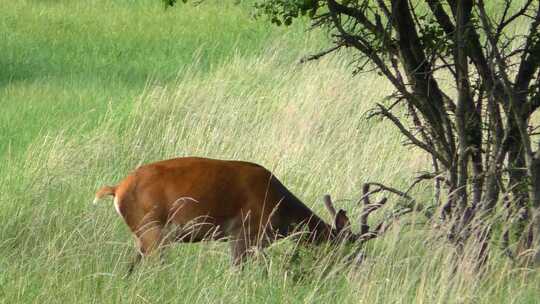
1, 0, 539, 303
0, 0, 315, 157
2, 45, 538, 303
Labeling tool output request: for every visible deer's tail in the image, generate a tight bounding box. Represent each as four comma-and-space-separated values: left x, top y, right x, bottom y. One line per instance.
93, 185, 117, 205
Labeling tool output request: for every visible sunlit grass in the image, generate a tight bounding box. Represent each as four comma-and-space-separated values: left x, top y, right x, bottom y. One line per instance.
0, 0, 315, 157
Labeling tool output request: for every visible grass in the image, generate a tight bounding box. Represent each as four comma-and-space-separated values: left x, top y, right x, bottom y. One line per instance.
1, 0, 539, 303
0, 0, 314, 157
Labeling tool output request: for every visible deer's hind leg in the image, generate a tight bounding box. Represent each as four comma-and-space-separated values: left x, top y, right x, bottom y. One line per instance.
127, 221, 164, 276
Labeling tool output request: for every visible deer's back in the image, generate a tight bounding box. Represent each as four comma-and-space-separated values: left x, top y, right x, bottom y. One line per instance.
115, 157, 307, 234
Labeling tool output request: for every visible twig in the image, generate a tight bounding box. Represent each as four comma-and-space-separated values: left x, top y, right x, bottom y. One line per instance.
371, 103, 451, 168
364, 182, 415, 203
299, 44, 344, 64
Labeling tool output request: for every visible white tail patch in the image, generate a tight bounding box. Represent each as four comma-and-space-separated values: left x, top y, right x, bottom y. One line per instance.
114, 197, 122, 216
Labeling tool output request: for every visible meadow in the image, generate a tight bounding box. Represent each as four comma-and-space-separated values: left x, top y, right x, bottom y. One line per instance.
1, 0, 539, 303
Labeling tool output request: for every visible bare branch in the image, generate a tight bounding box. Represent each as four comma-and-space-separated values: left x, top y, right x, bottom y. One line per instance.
299, 44, 344, 64
476, 0, 515, 94
326, 0, 388, 47
326, 0, 408, 95
371, 103, 451, 168
495, 0, 534, 42
364, 182, 414, 202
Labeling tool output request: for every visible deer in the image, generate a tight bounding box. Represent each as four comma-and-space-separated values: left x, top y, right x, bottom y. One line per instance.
94, 157, 377, 274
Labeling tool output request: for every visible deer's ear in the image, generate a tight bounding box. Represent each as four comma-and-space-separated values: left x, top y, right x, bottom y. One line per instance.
334, 209, 351, 232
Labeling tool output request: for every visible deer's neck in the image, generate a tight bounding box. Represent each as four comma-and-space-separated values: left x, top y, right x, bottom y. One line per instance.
277, 194, 333, 243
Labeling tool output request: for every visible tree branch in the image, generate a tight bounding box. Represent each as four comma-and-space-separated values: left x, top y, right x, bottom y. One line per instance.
299, 44, 344, 64
371, 103, 450, 168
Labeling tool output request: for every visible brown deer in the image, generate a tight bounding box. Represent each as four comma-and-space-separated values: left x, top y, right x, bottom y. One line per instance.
94, 157, 359, 274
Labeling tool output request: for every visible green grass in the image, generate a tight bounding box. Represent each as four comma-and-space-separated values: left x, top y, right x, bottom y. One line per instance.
0, 0, 315, 157
1, 0, 539, 303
